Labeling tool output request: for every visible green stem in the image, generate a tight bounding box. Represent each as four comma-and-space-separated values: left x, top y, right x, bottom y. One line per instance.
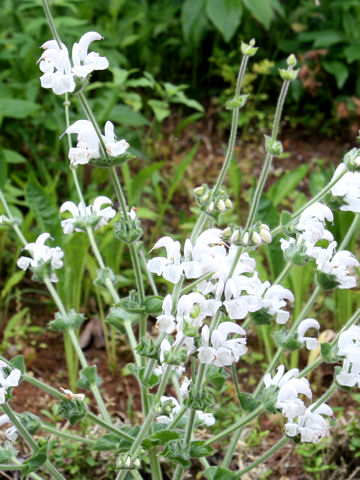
41, 0, 62, 47
172, 409, 196, 480
222, 428, 242, 468
41, 424, 96, 445
0, 189, 27, 247
244, 79, 290, 234
204, 405, 264, 446
236, 436, 288, 478
311, 382, 337, 411
212, 54, 250, 196
271, 168, 348, 237
339, 213, 360, 250
12, 457, 44, 480
167, 406, 187, 430
2, 404, 67, 480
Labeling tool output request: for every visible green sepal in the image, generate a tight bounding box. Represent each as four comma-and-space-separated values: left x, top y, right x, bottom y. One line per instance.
106, 306, 139, 332
94, 267, 119, 289
21, 444, 48, 477
59, 398, 87, 425
182, 321, 199, 337
237, 392, 261, 412
207, 366, 229, 390
273, 329, 302, 351
225, 94, 248, 110
19, 412, 41, 434
0, 447, 15, 463
264, 135, 283, 156
48, 309, 86, 332
251, 308, 272, 325
316, 271, 339, 290
279, 68, 299, 81
30, 259, 54, 283
204, 466, 237, 479
163, 347, 187, 366
113, 216, 142, 243
77, 366, 102, 390
240, 40, 258, 57
320, 342, 336, 363
10, 355, 26, 375
343, 148, 360, 172
143, 296, 163, 316
118, 292, 144, 314
135, 338, 160, 361
185, 390, 214, 410
88, 152, 134, 168
189, 441, 215, 458
162, 440, 191, 469
260, 385, 278, 414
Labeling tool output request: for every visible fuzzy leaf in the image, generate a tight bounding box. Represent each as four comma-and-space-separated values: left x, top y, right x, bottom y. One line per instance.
77, 366, 102, 390
206, 0, 242, 42
189, 441, 215, 458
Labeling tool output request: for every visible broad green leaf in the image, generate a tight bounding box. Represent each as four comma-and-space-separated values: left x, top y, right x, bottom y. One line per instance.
0, 151, 7, 188
323, 60, 349, 89
25, 175, 59, 234
131, 161, 165, 204
344, 45, 360, 63
0, 99, 39, 125
95, 434, 120, 451
108, 105, 150, 126
189, 441, 216, 458
206, 0, 242, 42
148, 99, 170, 122
181, 0, 208, 45
267, 164, 309, 206
204, 466, 237, 480
77, 366, 102, 390
242, 0, 274, 29
2, 149, 26, 164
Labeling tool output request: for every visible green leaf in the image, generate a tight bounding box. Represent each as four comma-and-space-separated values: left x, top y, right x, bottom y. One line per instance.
143, 429, 180, 448
10, 355, 26, 375
106, 306, 139, 332
143, 296, 163, 316
25, 175, 59, 233
22, 445, 48, 476
148, 99, 170, 122
0, 448, 14, 463
19, 412, 41, 434
162, 440, 191, 468
268, 165, 309, 206
344, 45, 360, 63
59, 398, 87, 425
1, 270, 25, 301
321, 342, 336, 363
206, 0, 242, 42
207, 366, 229, 390
273, 329, 302, 351
0, 151, 8, 188
323, 60, 349, 89
237, 392, 261, 412
242, 0, 274, 29
0, 99, 39, 125
204, 466, 237, 480
131, 161, 165, 204
181, 0, 208, 45
95, 434, 120, 451
108, 105, 150, 127
48, 310, 86, 332
2, 149, 26, 164
189, 441, 216, 458
77, 366, 102, 390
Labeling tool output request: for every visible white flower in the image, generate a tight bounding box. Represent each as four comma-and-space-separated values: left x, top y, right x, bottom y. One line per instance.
156, 295, 176, 334
39, 32, 109, 95
264, 365, 312, 422
315, 241, 359, 289
296, 203, 333, 245
66, 120, 129, 166
198, 322, 247, 367
60, 196, 116, 233
262, 285, 294, 324
197, 411, 215, 426
60, 387, 85, 401
0, 362, 21, 404
285, 403, 333, 443
336, 325, 360, 387
297, 318, 320, 350
331, 163, 360, 213
17, 233, 64, 282
147, 236, 183, 283
0, 415, 17, 442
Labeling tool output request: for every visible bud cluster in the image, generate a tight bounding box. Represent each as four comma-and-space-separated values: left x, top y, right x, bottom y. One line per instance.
117, 454, 141, 470
343, 148, 360, 172
0, 215, 21, 229
279, 53, 299, 81
193, 185, 233, 218
223, 223, 272, 247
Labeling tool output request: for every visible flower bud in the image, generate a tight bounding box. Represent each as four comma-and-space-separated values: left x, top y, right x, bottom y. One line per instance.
201, 193, 210, 203
230, 230, 240, 243
217, 199, 226, 212
208, 201, 215, 213
344, 148, 360, 172
279, 68, 299, 81
125, 456, 131, 468
223, 226, 232, 237
287, 54, 297, 67
134, 458, 141, 468
252, 231, 262, 246
260, 227, 272, 244
225, 198, 233, 209
242, 232, 249, 245
194, 186, 205, 195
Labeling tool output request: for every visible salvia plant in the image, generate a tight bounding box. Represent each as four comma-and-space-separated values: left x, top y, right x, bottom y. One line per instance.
1, 2, 360, 479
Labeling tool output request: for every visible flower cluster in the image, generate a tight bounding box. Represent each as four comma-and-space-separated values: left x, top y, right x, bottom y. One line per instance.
281, 202, 359, 289
0, 362, 21, 404
17, 233, 64, 282
285, 403, 333, 443
65, 120, 129, 166
60, 196, 116, 233
336, 325, 360, 388
38, 32, 109, 95
331, 163, 360, 212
